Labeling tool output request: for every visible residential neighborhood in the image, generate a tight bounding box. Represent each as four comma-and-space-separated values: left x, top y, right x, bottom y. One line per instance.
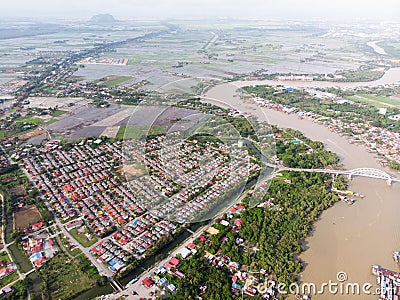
7, 131, 262, 278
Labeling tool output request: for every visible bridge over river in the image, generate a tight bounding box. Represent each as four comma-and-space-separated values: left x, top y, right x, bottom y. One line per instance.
271, 166, 399, 186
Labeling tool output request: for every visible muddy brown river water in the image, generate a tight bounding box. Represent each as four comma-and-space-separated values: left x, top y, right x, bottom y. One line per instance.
204, 69, 400, 299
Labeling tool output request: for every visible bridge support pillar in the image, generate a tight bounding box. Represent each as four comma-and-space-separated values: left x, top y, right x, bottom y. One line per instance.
348, 174, 352, 181
387, 178, 392, 186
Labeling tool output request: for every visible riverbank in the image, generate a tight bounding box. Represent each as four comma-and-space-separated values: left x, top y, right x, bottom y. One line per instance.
204, 77, 400, 299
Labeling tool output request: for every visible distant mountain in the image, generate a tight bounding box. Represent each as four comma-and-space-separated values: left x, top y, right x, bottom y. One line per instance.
89, 14, 117, 24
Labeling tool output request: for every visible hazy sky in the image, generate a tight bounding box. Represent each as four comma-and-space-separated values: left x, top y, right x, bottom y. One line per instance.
1, 0, 399, 20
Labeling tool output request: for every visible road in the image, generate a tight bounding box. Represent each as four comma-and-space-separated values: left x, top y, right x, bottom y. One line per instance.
0, 193, 24, 280
104, 160, 400, 298
0, 192, 31, 300
107, 168, 278, 299
18, 167, 123, 291
203, 32, 219, 51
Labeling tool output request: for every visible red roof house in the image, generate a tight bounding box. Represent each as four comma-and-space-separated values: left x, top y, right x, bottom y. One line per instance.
169, 257, 179, 266
142, 277, 154, 288
234, 219, 243, 227
187, 243, 196, 250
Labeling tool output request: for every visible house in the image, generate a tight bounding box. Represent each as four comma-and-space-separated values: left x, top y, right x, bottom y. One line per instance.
142, 277, 154, 288
29, 252, 43, 263
165, 262, 174, 270
32, 222, 44, 231
206, 227, 219, 235
167, 283, 176, 293
198, 235, 207, 242
234, 219, 242, 227
0, 268, 8, 278
236, 205, 245, 211
33, 244, 42, 253
187, 243, 196, 250
187, 243, 197, 254
169, 257, 179, 266
159, 277, 168, 288
34, 256, 47, 267
177, 247, 191, 259
220, 219, 229, 226
229, 261, 240, 270
232, 282, 242, 290
245, 287, 257, 296
65, 219, 83, 231
174, 270, 184, 278
2, 286, 13, 294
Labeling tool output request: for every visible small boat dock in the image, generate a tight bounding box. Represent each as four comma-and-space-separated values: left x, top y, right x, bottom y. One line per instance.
371, 264, 400, 300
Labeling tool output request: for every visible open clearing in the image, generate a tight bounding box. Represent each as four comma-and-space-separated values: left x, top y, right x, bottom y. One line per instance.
116, 125, 167, 139
40, 253, 98, 300
9, 185, 26, 197
26, 97, 90, 111
96, 75, 131, 87
14, 205, 42, 231
0, 252, 19, 289
69, 226, 97, 248
45, 105, 202, 140
100, 126, 120, 138
358, 94, 400, 107
18, 128, 46, 140
120, 163, 146, 179
348, 94, 400, 108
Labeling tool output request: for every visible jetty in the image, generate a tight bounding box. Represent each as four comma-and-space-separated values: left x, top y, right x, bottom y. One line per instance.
371, 265, 400, 300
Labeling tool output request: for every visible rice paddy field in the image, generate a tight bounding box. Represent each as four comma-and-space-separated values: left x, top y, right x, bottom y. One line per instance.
1, 19, 397, 94
71, 19, 377, 91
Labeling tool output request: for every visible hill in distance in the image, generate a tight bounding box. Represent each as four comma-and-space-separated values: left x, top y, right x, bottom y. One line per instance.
89, 14, 117, 24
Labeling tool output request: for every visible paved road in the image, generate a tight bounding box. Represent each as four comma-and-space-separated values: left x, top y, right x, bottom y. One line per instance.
107, 169, 278, 299
0, 193, 24, 280
18, 167, 122, 291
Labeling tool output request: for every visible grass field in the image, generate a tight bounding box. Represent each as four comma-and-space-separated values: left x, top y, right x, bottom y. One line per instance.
58, 234, 82, 257
0, 251, 19, 288
117, 125, 167, 139
336, 69, 385, 82
40, 253, 98, 300
69, 226, 97, 248
0, 130, 4, 139
0, 252, 10, 262
44, 119, 58, 125
0, 269, 19, 289
8, 244, 32, 273
97, 75, 131, 87
346, 96, 387, 108
359, 94, 400, 106
15, 117, 42, 124
347, 94, 400, 108
51, 110, 67, 117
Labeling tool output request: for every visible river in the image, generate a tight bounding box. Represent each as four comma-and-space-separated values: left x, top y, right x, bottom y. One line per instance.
203, 69, 400, 299
207, 67, 400, 93
367, 41, 387, 55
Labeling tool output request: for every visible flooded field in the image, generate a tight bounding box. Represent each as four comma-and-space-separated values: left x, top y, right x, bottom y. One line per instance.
44, 104, 203, 140
71, 20, 368, 91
